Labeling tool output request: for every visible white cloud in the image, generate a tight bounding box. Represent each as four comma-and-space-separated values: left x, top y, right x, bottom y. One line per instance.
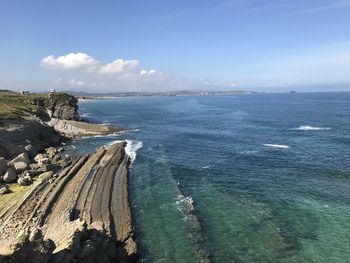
40, 52, 178, 91
140, 69, 157, 76
41, 52, 98, 70
40, 52, 235, 92
99, 59, 139, 75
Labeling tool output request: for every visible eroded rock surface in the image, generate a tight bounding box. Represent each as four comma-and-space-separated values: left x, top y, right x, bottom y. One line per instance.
0, 142, 137, 263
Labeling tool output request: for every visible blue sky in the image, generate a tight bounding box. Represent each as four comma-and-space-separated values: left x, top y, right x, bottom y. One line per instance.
1, 0, 350, 92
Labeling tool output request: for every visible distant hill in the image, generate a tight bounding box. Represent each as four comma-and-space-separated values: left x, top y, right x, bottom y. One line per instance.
0, 90, 17, 93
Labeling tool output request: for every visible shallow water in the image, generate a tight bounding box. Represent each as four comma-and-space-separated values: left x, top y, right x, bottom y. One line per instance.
68, 93, 350, 262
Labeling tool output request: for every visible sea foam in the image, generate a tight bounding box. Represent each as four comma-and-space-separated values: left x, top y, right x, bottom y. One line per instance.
263, 144, 290, 149
125, 139, 143, 163
108, 139, 143, 163
175, 194, 194, 214
294, 125, 331, 131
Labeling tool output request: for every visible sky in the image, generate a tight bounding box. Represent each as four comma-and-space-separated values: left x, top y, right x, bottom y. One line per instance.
0, 0, 350, 92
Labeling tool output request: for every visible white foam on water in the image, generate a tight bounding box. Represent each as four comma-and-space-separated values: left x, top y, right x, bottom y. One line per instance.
202, 165, 211, 169
80, 112, 91, 118
175, 195, 194, 214
294, 125, 331, 131
263, 144, 290, 149
125, 139, 143, 163
106, 133, 120, 137
108, 139, 143, 163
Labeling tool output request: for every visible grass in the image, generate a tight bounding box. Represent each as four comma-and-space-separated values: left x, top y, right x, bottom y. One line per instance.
0, 92, 69, 120
0, 172, 52, 218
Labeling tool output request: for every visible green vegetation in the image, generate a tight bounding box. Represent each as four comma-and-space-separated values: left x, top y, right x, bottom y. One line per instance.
0, 91, 69, 120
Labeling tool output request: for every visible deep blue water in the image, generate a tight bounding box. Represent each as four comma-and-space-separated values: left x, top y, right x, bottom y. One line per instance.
69, 93, 350, 262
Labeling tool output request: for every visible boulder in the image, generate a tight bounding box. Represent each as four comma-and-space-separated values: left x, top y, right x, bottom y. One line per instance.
18, 175, 32, 186
9, 152, 30, 165
3, 167, 17, 183
13, 161, 28, 173
23, 170, 39, 178
34, 153, 51, 166
0, 157, 7, 176
30, 163, 40, 170
46, 147, 58, 158
0, 184, 11, 194
25, 144, 37, 159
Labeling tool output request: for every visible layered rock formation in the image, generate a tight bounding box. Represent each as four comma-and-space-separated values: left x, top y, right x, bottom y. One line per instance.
0, 142, 137, 263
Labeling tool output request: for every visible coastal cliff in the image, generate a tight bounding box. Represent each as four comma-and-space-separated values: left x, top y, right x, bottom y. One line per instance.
0, 92, 136, 262
0, 92, 121, 158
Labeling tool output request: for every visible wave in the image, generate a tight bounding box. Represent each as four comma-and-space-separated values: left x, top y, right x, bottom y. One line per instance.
108, 139, 143, 163
175, 194, 194, 214
263, 144, 290, 149
125, 139, 143, 163
294, 125, 331, 131
106, 133, 120, 137
80, 112, 91, 118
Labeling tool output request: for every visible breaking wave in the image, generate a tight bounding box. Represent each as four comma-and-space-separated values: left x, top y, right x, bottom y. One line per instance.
294, 125, 331, 131
108, 139, 143, 163
263, 144, 290, 149
125, 139, 143, 163
175, 195, 194, 214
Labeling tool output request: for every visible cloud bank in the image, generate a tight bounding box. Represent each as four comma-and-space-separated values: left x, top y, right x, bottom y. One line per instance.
40, 52, 175, 91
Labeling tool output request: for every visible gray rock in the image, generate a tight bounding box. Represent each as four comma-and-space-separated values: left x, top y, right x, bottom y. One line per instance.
30, 163, 40, 170
9, 152, 30, 165
13, 161, 28, 173
3, 167, 17, 183
0, 157, 7, 176
18, 175, 32, 186
46, 147, 58, 158
34, 153, 51, 167
0, 184, 11, 194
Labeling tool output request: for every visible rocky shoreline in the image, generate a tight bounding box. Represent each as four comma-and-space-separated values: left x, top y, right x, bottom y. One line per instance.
0, 92, 137, 262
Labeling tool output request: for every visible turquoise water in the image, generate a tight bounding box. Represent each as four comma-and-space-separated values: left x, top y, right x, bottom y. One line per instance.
69, 93, 350, 262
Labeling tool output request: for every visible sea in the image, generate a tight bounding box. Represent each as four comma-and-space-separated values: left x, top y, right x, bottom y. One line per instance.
67, 92, 350, 263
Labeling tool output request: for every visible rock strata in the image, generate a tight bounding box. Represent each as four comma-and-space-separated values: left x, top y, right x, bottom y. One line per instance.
0, 142, 137, 263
